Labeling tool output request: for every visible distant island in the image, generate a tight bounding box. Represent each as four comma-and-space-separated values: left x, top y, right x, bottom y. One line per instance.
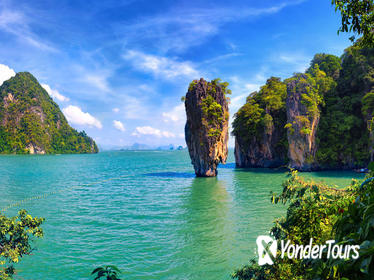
0, 72, 98, 154
119, 143, 185, 151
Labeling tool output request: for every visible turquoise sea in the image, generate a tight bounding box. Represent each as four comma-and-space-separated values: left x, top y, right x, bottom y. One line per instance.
0, 150, 365, 280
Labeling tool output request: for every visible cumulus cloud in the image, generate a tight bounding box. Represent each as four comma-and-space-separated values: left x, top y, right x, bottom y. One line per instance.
132, 126, 176, 138
62, 105, 102, 129
123, 50, 199, 79
113, 120, 125, 132
162, 103, 185, 123
41, 84, 69, 102
0, 64, 16, 86
112, 107, 120, 113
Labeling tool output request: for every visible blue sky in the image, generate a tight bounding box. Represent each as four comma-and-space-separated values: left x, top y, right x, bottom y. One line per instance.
0, 0, 352, 149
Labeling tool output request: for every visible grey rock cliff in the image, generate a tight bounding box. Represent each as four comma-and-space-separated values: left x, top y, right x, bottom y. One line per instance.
234, 123, 287, 168
286, 75, 320, 171
184, 78, 229, 177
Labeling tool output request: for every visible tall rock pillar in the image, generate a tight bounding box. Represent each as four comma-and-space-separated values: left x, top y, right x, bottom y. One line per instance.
184, 78, 229, 177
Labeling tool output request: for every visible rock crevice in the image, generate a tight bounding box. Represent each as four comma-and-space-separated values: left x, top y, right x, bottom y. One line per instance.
286, 75, 320, 171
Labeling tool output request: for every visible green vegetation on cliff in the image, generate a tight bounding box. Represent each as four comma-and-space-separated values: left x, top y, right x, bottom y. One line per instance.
232, 77, 287, 147
188, 78, 230, 140
286, 64, 335, 136
233, 43, 374, 169
0, 72, 98, 154
316, 45, 374, 167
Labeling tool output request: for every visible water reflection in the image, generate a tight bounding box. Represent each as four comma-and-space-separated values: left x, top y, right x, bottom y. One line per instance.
143, 172, 195, 178
173, 177, 234, 279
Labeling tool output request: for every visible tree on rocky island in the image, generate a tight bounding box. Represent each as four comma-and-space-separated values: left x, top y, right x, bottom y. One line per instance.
184, 78, 230, 177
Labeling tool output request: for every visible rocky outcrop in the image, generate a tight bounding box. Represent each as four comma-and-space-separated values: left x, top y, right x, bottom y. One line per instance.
26, 143, 46, 154
233, 77, 288, 169
184, 78, 229, 177
234, 118, 287, 168
233, 47, 374, 171
233, 73, 324, 171
0, 72, 98, 154
286, 74, 320, 171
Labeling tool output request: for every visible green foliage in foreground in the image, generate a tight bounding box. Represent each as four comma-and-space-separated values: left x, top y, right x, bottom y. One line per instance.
332, 0, 374, 47
0, 210, 44, 279
91, 265, 122, 280
0, 72, 98, 154
232, 171, 374, 279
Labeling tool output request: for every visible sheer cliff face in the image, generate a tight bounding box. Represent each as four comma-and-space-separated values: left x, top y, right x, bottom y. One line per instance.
234, 117, 287, 168
286, 75, 320, 171
233, 77, 288, 168
233, 48, 374, 170
184, 78, 229, 177
233, 74, 324, 171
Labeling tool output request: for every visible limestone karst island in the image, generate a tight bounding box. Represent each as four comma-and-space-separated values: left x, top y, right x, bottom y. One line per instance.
0, 72, 98, 154
233, 47, 374, 171
184, 78, 229, 177
1, 1, 374, 280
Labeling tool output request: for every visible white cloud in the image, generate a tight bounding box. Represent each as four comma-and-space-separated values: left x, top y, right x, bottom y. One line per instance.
113, 120, 125, 132
122, 95, 150, 120
0, 64, 16, 86
112, 108, 120, 113
123, 50, 199, 79
244, 83, 261, 93
203, 52, 241, 65
41, 83, 69, 102
0, 10, 23, 26
84, 74, 110, 92
162, 103, 185, 123
62, 105, 102, 129
132, 126, 176, 138
0, 9, 57, 52
279, 53, 311, 72
116, 1, 305, 53
227, 78, 262, 114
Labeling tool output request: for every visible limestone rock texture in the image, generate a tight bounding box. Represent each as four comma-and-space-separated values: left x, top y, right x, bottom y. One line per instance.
184, 78, 229, 177
233, 48, 374, 171
234, 124, 287, 168
233, 77, 288, 169
286, 74, 320, 171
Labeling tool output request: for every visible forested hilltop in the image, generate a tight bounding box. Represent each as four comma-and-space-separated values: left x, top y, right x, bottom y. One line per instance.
0, 72, 98, 154
233, 43, 374, 170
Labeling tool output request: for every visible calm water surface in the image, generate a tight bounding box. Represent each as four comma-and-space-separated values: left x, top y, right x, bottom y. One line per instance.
0, 150, 364, 280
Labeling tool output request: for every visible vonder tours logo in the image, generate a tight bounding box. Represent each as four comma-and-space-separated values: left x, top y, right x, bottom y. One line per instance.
256, 235, 360, 266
